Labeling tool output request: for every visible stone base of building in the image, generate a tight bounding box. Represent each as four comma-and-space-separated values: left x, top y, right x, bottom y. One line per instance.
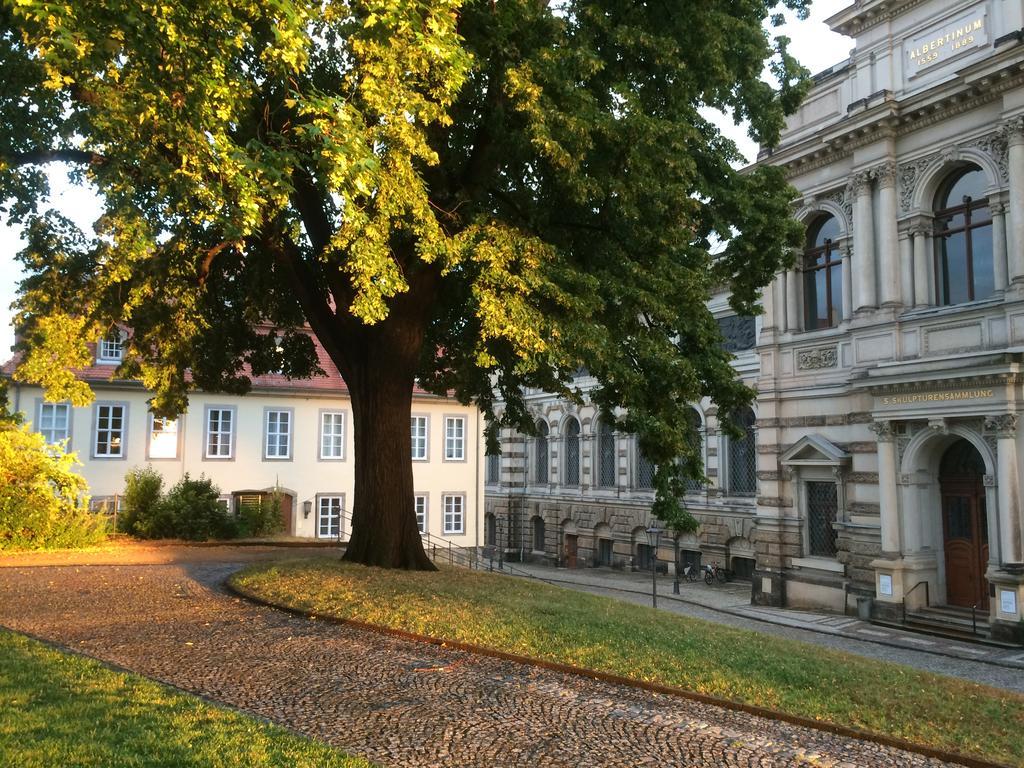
989, 618, 1024, 645
750, 569, 785, 607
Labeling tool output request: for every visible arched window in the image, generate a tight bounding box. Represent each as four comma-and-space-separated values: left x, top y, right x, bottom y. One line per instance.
683, 408, 704, 493
934, 166, 993, 305
535, 420, 549, 484
531, 515, 545, 552
636, 437, 656, 490
803, 215, 842, 329
726, 407, 757, 496
597, 419, 616, 487
563, 417, 581, 486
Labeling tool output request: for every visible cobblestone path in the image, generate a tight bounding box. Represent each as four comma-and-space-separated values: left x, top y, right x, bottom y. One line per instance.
0, 560, 961, 768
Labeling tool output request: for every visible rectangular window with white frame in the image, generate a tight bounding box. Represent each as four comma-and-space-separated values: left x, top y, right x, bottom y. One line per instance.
442, 493, 464, 535
444, 416, 465, 461
93, 403, 126, 458
317, 495, 344, 538
414, 494, 428, 534
205, 407, 235, 459
319, 411, 345, 460
264, 408, 293, 460
96, 332, 124, 364
38, 401, 71, 446
411, 415, 428, 461
148, 415, 179, 459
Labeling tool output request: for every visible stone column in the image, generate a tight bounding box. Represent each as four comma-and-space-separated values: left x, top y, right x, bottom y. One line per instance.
841, 243, 853, 321
986, 414, 1022, 565
875, 162, 902, 306
912, 225, 931, 307
871, 421, 901, 555
898, 229, 914, 307
774, 271, 788, 332
992, 202, 1008, 292
786, 267, 800, 331
853, 171, 877, 311
761, 274, 776, 332
1006, 119, 1024, 283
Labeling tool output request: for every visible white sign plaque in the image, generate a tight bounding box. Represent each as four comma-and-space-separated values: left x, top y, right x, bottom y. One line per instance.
879, 574, 893, 596
1000, 589, 1017, 615
905, 7, 988, 79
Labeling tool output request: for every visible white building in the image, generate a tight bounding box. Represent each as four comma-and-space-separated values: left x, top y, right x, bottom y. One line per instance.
4, 333, 484, 547
487, 0, 1024, 644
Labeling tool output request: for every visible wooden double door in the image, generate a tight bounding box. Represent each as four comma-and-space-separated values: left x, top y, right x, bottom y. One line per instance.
940, 440, 989, 610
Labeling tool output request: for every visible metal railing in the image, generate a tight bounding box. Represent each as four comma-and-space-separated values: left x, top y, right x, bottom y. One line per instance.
311, 503, 558, 586
902, 579, 929, 624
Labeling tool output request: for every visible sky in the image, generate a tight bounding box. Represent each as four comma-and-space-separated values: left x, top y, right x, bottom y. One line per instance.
0, 0, 854, 360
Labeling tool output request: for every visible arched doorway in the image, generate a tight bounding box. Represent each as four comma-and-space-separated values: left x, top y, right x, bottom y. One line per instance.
939, 439, 989, 609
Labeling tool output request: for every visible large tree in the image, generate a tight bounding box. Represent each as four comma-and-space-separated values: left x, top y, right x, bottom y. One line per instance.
1, 0, 808, 568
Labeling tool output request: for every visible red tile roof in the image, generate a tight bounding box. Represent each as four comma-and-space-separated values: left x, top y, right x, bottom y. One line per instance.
2, 335, 439, 398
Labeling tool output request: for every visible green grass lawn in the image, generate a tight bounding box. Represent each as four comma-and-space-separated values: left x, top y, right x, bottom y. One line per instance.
231, 557, 1024, 767
0, 630, 373, 768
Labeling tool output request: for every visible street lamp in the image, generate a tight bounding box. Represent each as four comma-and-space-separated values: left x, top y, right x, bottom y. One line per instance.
646, 524, 662, 609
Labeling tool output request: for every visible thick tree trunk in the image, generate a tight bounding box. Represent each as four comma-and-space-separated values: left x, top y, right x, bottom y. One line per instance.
341, 358, 435, 569
332, 305, 436, 570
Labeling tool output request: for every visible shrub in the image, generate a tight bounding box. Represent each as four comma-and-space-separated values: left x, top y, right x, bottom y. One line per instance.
150, 474, 233, 541
235, 489, 284, 538
119, 466, 164, 535
0, 424, 107, 550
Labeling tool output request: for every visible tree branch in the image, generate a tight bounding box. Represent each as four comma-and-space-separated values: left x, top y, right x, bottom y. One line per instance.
290, 167, 334, 255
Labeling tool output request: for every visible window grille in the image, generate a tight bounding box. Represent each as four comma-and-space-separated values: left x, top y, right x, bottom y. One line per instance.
683, 408, 703, 493
727, 408, 757, 495
486, 452, 500, 483
535, 421, 549, 483
597, 420, 616, 487
806, 481, 838, 557
636, 441, 656, 490
563, 418, 580, 486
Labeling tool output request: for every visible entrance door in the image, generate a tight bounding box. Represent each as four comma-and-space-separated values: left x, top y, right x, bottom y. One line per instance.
564, 534, 578, 568
939, 440, 989, 610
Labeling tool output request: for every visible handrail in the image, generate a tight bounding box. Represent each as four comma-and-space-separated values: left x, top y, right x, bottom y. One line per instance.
902, 579, 930, 623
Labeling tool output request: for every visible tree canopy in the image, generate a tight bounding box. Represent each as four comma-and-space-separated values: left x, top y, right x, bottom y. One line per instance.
2, 0, 808, 563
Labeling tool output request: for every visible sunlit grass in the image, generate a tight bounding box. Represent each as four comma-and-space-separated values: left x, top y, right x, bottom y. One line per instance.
232, 557, 1024, 766
0, 630, 373, 768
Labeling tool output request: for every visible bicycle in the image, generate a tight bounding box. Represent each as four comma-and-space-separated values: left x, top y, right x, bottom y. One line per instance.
680, 563, 700, 582
703, 562, 729, 585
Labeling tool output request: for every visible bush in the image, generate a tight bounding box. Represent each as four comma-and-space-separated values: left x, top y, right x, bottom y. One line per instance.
138, 474, 233, 541
235, 489, 284, 538
0, 424, 107, 550
119, 466, 164, 535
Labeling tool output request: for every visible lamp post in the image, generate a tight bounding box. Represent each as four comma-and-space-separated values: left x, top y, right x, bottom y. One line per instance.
646, 524, 662, 609
673, 534, 681, 595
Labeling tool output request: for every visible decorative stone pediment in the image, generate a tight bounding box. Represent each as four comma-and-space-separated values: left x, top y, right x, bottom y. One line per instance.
780, 435, 852, 468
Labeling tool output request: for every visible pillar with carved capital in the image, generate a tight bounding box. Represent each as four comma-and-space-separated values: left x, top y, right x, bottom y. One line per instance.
986, 414, 1022, 565
871, 421, 901, 554
853, 172, 877, 310
912, 226, 931, 307
1006, 119, 1024, 283
991, 202, 1008, 292
786, 267, 800, 331
876, 163, 901, 305
841, 243, 853, 321
898, 229, 914, 307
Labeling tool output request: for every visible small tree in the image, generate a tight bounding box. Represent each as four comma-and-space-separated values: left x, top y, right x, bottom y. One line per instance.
0, 423, 106, 550
119, 466, 164, 536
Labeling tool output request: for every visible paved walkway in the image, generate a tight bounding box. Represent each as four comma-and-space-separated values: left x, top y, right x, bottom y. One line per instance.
502, 562, 1024, 693
0, 546, 962, 768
